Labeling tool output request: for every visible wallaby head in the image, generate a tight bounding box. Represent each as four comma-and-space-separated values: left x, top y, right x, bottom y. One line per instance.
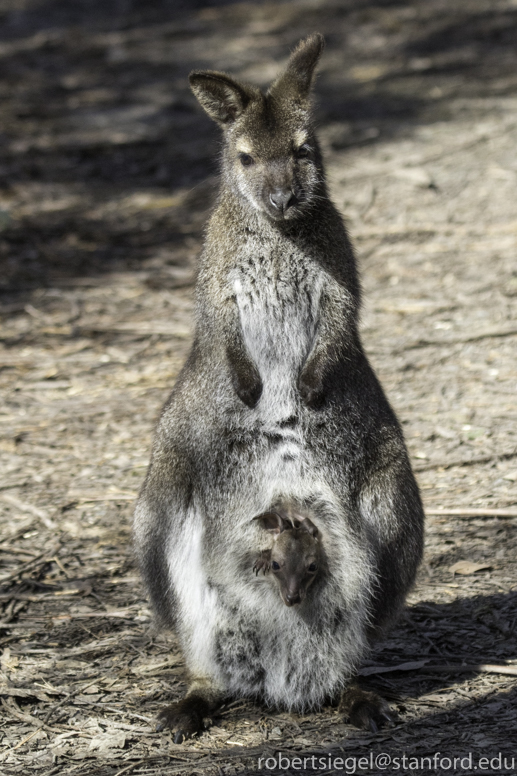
189, 33, 325, 221
253, 508, 321, 607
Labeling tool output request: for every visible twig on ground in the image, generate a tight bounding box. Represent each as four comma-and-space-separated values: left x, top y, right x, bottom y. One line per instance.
113, 762, 144, 776
0, 494, 56, 530
0, 550, 56, 585
398, 326, 517, 353
422, 664, 517, 677
361, 662, 517, 678
427, 508, 517, 518
42, 678, 100, 726
0, 544, 40, 557
415, 450, 517, 472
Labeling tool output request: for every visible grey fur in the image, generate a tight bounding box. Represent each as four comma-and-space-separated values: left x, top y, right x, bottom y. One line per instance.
134, 34, 424, 733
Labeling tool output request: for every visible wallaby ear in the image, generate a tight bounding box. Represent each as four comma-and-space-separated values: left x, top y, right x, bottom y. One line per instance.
253, 511, 287, 534
269, 33, 325, 103
299, 517, 319, 539
189, 71, 255, 125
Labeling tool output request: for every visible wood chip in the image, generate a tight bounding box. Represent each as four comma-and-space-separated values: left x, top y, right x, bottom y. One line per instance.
449, 561, 493, 575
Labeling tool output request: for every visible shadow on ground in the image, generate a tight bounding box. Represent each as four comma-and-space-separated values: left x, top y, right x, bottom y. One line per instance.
1, 0, 517, 299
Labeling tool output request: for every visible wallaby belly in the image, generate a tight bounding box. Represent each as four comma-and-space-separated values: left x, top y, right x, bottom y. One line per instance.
212, 592, 367, 710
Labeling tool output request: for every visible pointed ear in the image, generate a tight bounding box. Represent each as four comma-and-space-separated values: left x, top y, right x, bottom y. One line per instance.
253, 511, 288, 534
269, 33, 325, 103
299, 517, 319, 539
189, 70, 255, 125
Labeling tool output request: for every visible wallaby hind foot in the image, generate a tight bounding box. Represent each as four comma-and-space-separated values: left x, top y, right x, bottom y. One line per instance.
339, 684, 396, 733
156, 692, 220, 743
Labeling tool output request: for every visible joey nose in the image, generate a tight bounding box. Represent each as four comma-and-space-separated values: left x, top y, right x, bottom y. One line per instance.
269, 189, 295, 214
285, 591, 301, 606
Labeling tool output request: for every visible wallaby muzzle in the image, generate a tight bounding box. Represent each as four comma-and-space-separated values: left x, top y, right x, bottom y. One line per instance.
269, 188, 297, 216
260, 160, 303, 220
282, 589, 303, 606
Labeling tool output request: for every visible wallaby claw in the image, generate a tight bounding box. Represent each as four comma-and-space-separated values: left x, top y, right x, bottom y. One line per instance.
253, 557, 270, 575
156, 696, 209, 743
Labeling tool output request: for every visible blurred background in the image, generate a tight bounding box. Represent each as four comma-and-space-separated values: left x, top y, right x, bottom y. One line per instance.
1, 0, 517, 290
0, 0, 516, 771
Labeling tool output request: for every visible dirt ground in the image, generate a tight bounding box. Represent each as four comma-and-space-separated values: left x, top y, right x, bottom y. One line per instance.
0, 1, 516, 774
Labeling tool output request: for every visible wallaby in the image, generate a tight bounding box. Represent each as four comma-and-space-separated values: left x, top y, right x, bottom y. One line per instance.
252, 507, 322, 607
134, 33, 424, 742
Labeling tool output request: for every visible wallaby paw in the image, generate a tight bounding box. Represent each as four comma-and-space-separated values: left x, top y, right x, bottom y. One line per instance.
156, 695, 211, 743
226, 345, 263, 408
339, 687, 396, 733
236, 378, 263, 409
298, 372, 325, 410
253, 557, 270, 575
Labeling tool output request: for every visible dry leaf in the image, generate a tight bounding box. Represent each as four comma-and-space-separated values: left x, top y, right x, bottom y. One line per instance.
89, 732, 127, 753
449, 561, 492, 575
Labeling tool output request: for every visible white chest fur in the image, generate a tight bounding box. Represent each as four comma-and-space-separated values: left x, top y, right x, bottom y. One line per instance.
231, 249, 324, 421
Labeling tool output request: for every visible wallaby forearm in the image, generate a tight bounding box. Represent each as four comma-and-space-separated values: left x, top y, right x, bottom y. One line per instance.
225, 331, 262, 408
299, 285, 359, 408
197, 266, 263, 408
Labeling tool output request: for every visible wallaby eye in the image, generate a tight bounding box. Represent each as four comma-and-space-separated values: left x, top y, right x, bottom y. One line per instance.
308, 563, 317, 573
295, 144, 311, 159
239, 153, 255, 167
271, 561, 280, 571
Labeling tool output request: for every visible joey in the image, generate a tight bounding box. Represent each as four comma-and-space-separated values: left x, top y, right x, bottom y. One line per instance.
253, 509, 321, 606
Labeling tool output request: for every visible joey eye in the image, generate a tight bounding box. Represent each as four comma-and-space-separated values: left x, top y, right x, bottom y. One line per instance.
308, 563, 317, 573
295, 144, 311, 159
271, 561, 280, 571
239, 153, 254, 167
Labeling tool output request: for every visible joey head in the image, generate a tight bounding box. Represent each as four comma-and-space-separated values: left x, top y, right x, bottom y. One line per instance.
253, 508, 321, 606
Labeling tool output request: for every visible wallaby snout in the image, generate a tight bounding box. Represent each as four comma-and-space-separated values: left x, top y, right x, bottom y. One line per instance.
284, 590, 301, 607
240, 150, 315, 221
269, 187, 296, 216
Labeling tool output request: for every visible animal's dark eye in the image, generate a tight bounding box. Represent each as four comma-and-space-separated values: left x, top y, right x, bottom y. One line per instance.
295, 144, 311, 159
239, 153, 254, 167
271, 561, 280, 571
308, 563, 317, 573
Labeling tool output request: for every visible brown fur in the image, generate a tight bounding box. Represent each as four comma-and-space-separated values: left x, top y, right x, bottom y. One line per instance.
253, 508, 321, 606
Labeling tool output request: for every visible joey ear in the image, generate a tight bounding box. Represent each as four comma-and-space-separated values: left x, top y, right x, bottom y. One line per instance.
269, 33, 325, 103
253, 511, 288, 534
189, 71, 255, 124
299, 517, 319, 539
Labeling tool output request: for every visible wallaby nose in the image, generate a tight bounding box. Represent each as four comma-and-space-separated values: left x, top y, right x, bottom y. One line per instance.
269, 189, 295, 214
285, 591, 301, 606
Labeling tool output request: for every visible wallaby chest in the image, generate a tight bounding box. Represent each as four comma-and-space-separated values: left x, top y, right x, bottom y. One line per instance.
230, 239, 323, 372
